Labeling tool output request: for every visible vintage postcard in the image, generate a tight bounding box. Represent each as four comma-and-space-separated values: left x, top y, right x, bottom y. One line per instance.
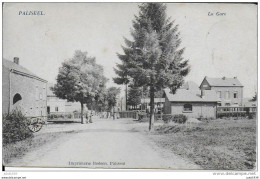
2, 2, 257, 172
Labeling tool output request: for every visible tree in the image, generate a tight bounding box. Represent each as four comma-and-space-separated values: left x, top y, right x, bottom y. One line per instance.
106, 87, 121, 120
52, 50, 106, 124
114, 3, 190, 131
127, 84, 142, 109
251, 92, 257, 102
86, 76, 108, 122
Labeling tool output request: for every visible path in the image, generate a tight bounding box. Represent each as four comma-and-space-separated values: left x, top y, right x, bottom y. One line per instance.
9, 118, 200, 169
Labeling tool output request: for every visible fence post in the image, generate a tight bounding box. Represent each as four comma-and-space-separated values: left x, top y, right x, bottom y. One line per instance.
237, 108, 238, 120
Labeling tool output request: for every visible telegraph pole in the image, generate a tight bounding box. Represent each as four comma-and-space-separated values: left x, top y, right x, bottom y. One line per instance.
125, 83, 128, 111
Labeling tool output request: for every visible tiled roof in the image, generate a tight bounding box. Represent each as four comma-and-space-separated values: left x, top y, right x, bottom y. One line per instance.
3, 58, 47, 82
180, 81, 199, 90
204, 76, 243, 87
164, 88, 220, 102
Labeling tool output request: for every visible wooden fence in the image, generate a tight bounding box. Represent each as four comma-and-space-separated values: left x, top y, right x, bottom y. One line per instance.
118, 110, 163, 120
118, 111, 138, 119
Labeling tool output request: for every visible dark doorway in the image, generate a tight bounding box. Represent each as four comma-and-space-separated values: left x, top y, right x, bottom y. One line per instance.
47, 106, 50, 114
13, 93, 22, 105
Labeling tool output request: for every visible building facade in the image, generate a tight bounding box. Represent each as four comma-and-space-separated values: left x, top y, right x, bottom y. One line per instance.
163, 88, 219, 119
200, 76, 243, 106
3, 58, 48, 118
47, 83, 87, 115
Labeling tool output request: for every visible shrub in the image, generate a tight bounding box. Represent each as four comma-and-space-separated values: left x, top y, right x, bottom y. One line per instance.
162, 114, 173, 123
173, 114, 187, 124
48, 113, 74, 120
3, 110, 33, 144
162, 114, 187, 124
248, 113, 256, 119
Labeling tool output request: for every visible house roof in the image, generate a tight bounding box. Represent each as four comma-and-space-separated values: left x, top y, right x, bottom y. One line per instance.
201, 76, 243, 87
3, 58, 47, 83
180, 81, 199, 90
141, 98, 165, 103
164, 88, 220, 102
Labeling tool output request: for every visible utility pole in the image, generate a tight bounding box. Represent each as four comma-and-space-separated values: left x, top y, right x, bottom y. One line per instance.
141, 86, 144, 111
125, 83, 128, 111
160, 88, 163, 120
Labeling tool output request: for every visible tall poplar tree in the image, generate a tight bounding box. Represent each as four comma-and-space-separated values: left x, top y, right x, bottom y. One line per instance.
114, 3, 190, 131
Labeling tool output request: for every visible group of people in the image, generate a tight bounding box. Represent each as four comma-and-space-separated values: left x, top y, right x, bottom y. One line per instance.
96, 111, 119, 119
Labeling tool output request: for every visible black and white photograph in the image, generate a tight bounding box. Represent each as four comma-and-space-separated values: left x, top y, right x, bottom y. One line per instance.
2, 2, 258, 174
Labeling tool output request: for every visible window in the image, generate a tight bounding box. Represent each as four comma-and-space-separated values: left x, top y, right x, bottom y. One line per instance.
234, 92, 238, 98
217, 91, 222, 98
183, 104, 192, 112
225, 91, 230, 99
55, 107, 59, 112
202, 84, 208, 89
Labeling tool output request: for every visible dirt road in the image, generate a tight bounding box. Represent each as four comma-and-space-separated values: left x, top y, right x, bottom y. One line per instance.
9, 118, 200, 169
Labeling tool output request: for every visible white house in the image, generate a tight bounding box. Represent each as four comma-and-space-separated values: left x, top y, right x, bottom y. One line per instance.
47, 83, 87, 115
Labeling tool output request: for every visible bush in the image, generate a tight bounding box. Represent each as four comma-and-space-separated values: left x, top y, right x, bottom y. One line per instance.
173, 114, 187, 124
3, 110, 33, 144
248, 113, 256, 119
162, 114, 174, 123
48, 113, 74, 120
162, 114, 187, 124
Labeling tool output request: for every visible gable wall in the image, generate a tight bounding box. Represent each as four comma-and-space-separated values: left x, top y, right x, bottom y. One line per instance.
211, 86, 243, 106
10, 72, 47, 118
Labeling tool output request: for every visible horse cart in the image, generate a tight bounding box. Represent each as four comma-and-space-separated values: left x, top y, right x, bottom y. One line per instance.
27, 116, 47, 132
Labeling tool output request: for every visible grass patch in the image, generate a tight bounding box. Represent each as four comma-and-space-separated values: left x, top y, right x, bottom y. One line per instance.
3, 131, 75, 165
152, 119, 256, 170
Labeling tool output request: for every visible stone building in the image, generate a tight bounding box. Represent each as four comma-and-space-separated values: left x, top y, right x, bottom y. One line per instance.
2, 58, 48, 118
163, 88, 219, 119
199, 76, 243, 106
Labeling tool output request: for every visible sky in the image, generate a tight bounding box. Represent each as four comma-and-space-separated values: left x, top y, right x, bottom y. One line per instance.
3, 3, 257, 98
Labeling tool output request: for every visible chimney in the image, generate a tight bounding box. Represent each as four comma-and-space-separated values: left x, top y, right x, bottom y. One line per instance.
13, 57, 19, 65
222, 76, 226, 80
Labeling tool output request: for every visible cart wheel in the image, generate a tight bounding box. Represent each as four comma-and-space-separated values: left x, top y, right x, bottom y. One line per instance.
28, 118, 44, 132
28, 123, 43, 132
